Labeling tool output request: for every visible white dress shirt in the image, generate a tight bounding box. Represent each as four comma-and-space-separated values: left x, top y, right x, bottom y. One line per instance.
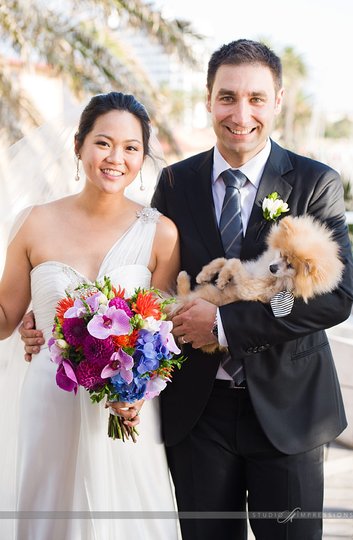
212, 140, 272, 380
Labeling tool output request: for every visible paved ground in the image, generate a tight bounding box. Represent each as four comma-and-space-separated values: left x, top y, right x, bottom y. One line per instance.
323, 441, 353, 539
247, 440, 353, 540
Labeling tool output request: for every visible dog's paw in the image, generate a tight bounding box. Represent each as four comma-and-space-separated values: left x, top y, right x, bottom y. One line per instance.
176, 271, 191, 296
216, 268, 234, 289
196, 258, 227, 284
201, 343, 227, 354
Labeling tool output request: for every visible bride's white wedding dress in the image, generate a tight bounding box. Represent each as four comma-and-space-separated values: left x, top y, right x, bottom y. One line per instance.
0, 208, 179, 540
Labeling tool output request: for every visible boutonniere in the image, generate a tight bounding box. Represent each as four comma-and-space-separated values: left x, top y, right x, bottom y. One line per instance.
262, 192, 289, 221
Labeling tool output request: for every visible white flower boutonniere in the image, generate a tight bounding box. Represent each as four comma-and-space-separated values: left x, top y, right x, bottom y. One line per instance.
262, 192, 289, 221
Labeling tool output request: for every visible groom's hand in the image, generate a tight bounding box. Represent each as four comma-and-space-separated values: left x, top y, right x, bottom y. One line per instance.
19, 311, 45, 362
172, 298, 217, 349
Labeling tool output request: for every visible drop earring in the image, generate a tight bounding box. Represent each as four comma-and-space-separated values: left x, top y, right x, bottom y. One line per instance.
75, 154, 80, 182
139, 170, 145, 191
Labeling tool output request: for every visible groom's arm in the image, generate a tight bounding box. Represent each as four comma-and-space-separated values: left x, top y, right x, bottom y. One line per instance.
19, 311, 45, 361
221, 169, 353, 357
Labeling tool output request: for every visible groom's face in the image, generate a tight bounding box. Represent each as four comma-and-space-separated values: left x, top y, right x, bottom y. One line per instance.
206, 63, 284, 168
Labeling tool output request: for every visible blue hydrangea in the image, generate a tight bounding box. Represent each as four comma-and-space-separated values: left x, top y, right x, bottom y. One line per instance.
111, 373, 147, 403
134, 330, 172, 375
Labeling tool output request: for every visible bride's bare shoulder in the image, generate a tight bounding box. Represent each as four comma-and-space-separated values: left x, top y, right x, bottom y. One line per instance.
25, 195, 75, 219
12, 196, 75, 237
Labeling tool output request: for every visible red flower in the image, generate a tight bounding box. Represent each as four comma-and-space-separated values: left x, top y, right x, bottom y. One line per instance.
112, 285, 125, 298
56, 297, 75, 324
132, 292, 162, 319
112, 329, 138, 349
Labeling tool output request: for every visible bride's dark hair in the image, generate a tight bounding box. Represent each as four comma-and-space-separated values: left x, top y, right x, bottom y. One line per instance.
75, 92, 151, 157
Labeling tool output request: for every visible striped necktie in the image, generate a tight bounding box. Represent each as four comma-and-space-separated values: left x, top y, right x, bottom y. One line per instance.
219, 169, 247, 384
219, 169, 247, 258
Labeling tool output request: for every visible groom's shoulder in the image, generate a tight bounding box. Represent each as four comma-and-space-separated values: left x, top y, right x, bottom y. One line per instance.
273, 140, 337, 176
166, 149, 213, 174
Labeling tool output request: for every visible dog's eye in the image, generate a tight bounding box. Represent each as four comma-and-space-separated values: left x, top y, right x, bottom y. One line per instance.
286, 262, 293, 269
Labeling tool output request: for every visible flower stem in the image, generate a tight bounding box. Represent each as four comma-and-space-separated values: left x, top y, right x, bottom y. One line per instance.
107, 413, 139, 442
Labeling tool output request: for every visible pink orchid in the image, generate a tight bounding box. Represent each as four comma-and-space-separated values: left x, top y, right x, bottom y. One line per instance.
101, 349, 134, 383
64, 292, 101, 318
159, 320, 181, 354
48, 339, 65, 365
145, 376, 168, 400
87, 307, 131, 339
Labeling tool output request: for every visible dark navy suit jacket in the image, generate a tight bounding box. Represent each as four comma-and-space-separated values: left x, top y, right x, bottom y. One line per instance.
151, 140, 353, 454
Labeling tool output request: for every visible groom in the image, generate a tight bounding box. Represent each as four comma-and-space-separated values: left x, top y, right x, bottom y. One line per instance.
21, 40, 353, 539
151, 39, 353, 539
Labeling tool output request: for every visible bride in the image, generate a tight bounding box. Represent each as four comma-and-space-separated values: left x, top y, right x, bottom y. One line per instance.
0, 92, 180, 539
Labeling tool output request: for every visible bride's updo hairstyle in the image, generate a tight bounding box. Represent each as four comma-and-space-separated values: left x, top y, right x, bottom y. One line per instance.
74, 92, 152, 157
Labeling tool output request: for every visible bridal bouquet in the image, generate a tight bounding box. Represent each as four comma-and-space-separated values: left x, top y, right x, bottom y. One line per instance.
49, 276, 184, 442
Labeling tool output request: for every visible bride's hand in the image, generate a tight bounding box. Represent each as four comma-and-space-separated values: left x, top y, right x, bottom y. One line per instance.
106, 399, 144, 427
19, 311, 45, 362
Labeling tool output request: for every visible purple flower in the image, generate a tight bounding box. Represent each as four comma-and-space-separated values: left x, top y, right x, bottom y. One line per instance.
108, 297, 133, 317
87, 307, 131, 339
49, 340, 64, 365
56, 360, 78, 394
145, 376, 168, 399
64, 292, 101, 318
62, 317, 89, 347
101, 349, 134, 384
76, 360, 107, 390
158, 321, 181, 354
82, 335, 115, 365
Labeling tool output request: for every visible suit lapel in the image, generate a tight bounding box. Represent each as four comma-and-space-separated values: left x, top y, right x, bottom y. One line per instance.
184, 149, 225, 260
242, 141, 294, 260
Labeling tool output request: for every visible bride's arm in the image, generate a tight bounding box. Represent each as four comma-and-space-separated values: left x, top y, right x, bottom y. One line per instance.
150, 215, 180, 291
0, 224, 32, 339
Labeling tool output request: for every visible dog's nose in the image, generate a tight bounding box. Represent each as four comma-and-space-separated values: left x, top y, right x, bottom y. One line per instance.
269, 264, 278, 274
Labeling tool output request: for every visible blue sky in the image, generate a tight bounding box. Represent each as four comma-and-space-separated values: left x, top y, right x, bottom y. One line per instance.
157, 0, 353, 118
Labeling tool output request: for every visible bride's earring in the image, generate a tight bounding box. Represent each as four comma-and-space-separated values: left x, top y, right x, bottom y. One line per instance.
75, 154, 81, 182
139, 170, 145, 191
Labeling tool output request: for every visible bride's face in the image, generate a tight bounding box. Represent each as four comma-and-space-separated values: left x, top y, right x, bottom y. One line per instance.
79, 109, 145, 194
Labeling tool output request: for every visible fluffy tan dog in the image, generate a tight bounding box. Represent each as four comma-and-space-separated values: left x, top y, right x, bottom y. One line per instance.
177, 215, 344, 308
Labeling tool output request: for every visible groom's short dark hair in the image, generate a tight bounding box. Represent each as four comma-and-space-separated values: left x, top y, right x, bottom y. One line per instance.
207, 39, 282, 93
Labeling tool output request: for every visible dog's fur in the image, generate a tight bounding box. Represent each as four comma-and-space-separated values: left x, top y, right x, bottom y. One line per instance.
177, 214, 344, 316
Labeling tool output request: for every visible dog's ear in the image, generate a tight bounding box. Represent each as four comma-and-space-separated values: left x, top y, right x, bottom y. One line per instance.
294, 258, 316, 302
278, 215, 293, 232
303, 259, 312, 276
268, 215, 292, 249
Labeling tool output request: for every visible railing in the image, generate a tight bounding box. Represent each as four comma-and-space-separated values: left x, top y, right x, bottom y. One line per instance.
327, 316, 353, 448
346, 211, 353, 224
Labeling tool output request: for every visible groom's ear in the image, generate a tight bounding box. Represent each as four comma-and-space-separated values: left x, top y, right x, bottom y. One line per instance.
206, 93, 211, 113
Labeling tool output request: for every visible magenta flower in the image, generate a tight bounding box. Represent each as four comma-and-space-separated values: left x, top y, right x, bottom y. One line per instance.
62, 317, 89, 347
82, 335, 115, 365
87, 307, 130, 339
101, 349, 134, 383
76, 360, 107, 390
64, 292, 101, 318
108, 297, 133, 317
56, 360, 78, 394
